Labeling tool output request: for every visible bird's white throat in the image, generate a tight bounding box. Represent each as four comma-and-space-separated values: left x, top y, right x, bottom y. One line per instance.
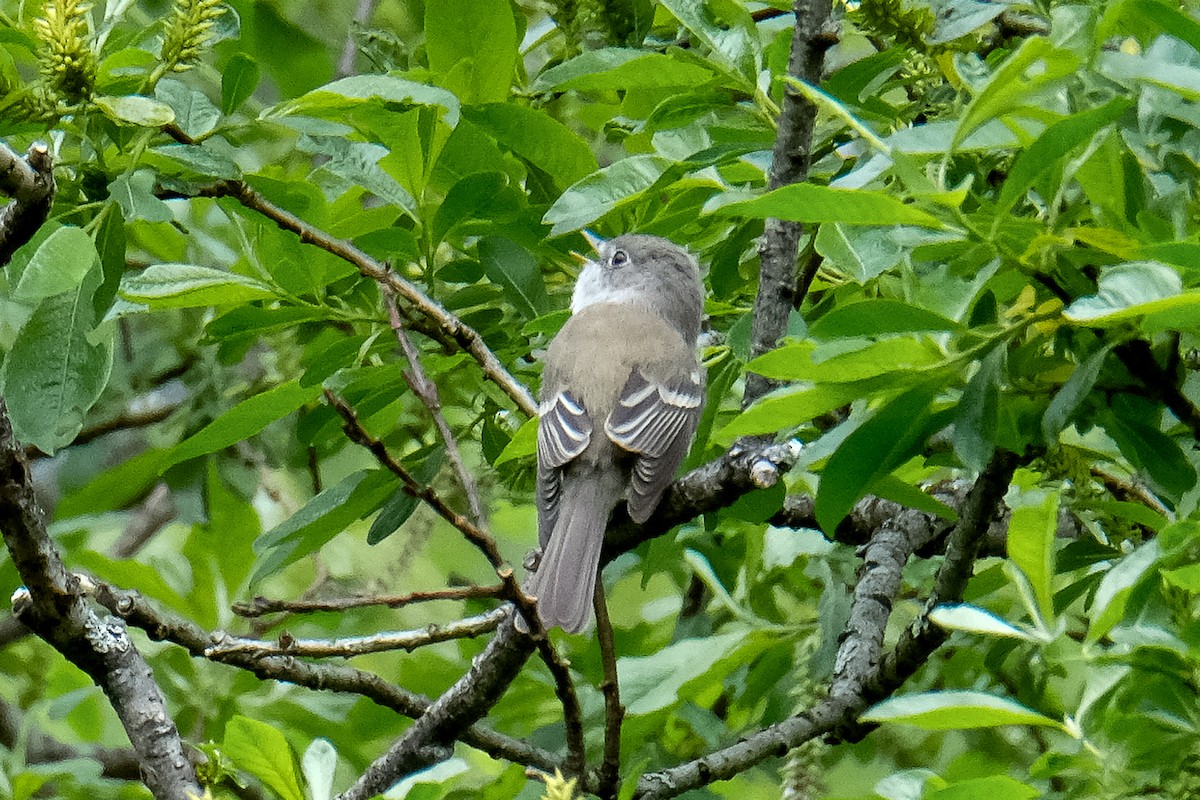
571, 261, 642, 313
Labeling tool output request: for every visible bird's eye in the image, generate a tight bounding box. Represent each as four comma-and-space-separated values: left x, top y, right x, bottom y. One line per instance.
610, 249, 629, 267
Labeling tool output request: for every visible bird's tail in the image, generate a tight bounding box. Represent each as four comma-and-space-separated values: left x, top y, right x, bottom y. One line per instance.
522, 474, 615, 633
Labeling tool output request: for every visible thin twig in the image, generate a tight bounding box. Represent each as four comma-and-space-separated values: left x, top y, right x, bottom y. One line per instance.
234, 585, 507, 617
204, 609, 506, 659
534, 636, 587, 780
337, 0, 379, 78
384, 288, 488, 528
89, 580, 561, 775
324, 389, 507, 569
174, 171, 536, 417
594, 582, 624, 800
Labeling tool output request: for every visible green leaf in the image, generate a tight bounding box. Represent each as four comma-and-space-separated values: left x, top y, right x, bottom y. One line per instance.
747, 338, 945, 382
108, 170, 174, 222
1087, 540, 1160, 642
657, 0, 760, 82
929, 776, 1040, 800
223, 716, 305, 800
298, 135, 416, 214
432, 172, 522, 244
1064, 262, 1200, 327
367, 446, 444, 544
810, 299, 960, 339
170, 382, 320, 465
3, 281, 113, 455
1042, 345, 1112, 440
534, 49, 717, 92
92, 203, 127, 318
150, 143, 242, 180
953, 348, 1001, 472
279, 75, 461, 126
618, 632, 763, 715
425, 0, 517, 104
862, 690, 1063, 730
463, 104, 597, 189
13, 226, 99, 304
711, 184, 945, 228
815, 382, 943, 532
221, 53, 261, 114
493, 417, 537, 465
872, 474, 958, 521
155, 78, 221, 139
119, 264, 277, 309
1007, 483, 1060, 623
93, 94, 176, 127
251, 468, 398, 583
953, 37, 1079, 151
478, 237, 550, 319
997, 98, 1131, 213
56, 449, 171, 519
1103, 409, 1197, 502
929, 604, 1035, 641
543, 155, 670, 236
720, 382, 864, 438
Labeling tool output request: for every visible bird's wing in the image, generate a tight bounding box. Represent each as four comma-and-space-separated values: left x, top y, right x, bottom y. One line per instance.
536, 390, 593, 546
605, 368, 704, 522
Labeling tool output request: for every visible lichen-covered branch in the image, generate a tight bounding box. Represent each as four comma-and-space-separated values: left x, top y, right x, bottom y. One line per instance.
0, 141, 55, 265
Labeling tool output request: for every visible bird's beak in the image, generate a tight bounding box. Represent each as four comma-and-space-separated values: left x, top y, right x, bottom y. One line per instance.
570, 229, 604, 265
581, 229, 605, 254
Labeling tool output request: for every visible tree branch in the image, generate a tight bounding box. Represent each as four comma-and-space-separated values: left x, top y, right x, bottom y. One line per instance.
1, 404, 202, 800
185, 176, 537, 417
0, 141, 55, 265
233, 584, 506, 617
594, 583, 624, 800
90, 581, 560, 774
744, 0, 836, 406
335, 616, 537, 800
632, 451, 1019, 798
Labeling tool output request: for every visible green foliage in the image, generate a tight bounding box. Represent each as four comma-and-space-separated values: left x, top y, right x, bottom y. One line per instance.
3, 0, 1200, 798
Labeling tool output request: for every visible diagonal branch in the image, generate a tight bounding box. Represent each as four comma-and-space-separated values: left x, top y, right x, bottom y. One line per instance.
632, 450, 1019, 799
0, 141, 55, 265
744, 0, 837, 406
185, 175, 537, 417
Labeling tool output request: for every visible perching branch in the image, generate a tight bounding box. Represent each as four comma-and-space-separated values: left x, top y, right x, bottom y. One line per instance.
594, 583, 624, 800
744, 0, 836, 406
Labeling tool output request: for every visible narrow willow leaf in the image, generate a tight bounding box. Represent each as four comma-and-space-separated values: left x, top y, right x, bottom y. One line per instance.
120, 263, 277, 309
221, 53, 261, 114
711, 184, 945, 228
464, 104, 597, 189
170, 382, 320, 465
4, 280, 113, 455
478, 236, 550, 319
815, 383, 943, 532
534, 49, 715, 92
930, 604, 1035, 640
1007, 485, 1060, 623
1063, 262, 1181, 323
997, 98, 1131, 213
1087, 540, 1159, 642
543, 155, 670, 235
94, 94, 176, 127
862, 690, 1063, 730
1042, 345, 1112, 440
809, 299, 960, 339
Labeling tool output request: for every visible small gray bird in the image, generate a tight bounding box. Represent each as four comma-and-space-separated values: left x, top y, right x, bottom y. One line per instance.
525, 233, 705, 633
